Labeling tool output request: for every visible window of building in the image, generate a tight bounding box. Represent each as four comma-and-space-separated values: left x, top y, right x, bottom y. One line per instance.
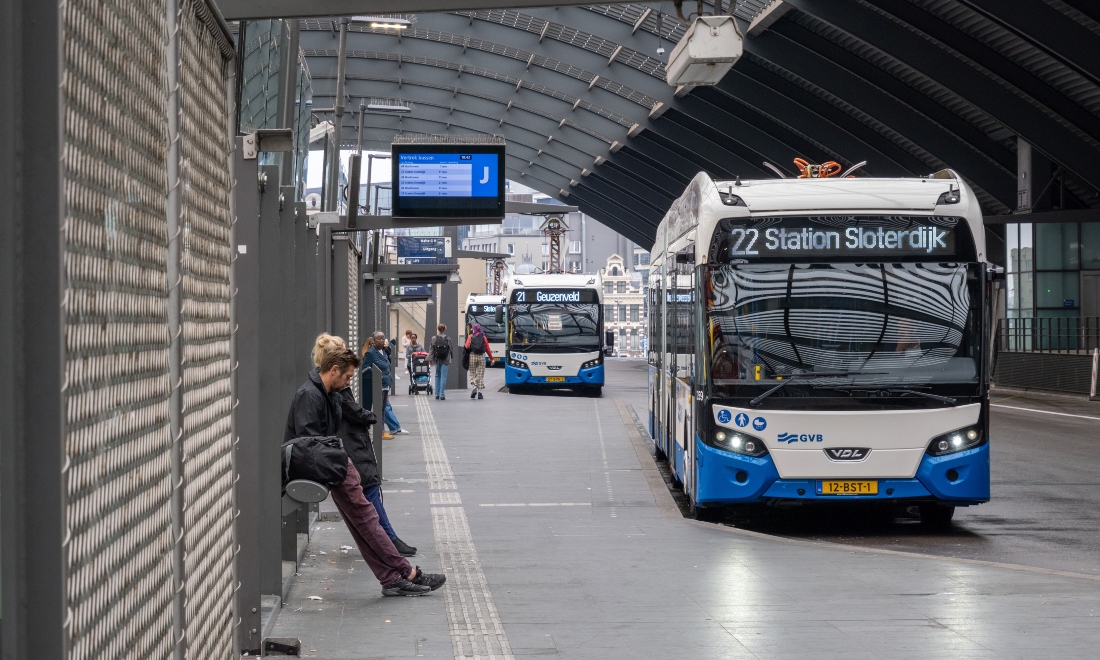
611, 265, 619, 276
618, 304, 627, 321
507, 243, 515, 255
619, 328, 627, 350
604, 282, 613, 294
541, 243, 550, 256
630, 328, 639, 350
605, 304, 616, 322
569, 261, 581, 272
616, 281, 626, 294
630, 305, 640, 322
569, 240, 582, 254
541, 261, 548, 272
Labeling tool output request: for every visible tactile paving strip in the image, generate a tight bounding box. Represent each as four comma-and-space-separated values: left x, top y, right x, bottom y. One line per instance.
416, 396, 513, 659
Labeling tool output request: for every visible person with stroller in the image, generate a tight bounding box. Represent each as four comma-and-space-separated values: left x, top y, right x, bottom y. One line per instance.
405, 333, 423, 376
286, 334, 443, 596
464, 323, 493, 400
313, 335, 419, 558
360, 331, 409, 439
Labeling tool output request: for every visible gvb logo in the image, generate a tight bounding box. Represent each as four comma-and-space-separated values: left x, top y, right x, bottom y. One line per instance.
777, 433, 824, 444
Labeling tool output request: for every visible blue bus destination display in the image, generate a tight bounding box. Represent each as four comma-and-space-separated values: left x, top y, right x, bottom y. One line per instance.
398, 154, 498, 198
717, 216, 961, 260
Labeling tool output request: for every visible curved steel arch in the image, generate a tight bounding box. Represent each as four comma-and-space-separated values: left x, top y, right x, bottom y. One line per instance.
297, 1, 1100, 246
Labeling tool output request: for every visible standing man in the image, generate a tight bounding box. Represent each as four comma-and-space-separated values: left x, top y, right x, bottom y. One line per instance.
361, 331, 410, 438
428, 323, 454, 400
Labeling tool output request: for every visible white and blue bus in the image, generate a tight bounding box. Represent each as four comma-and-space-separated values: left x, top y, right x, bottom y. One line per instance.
505, 273, 606, 395
465, 294, 508, 367
650, 170, 994, 526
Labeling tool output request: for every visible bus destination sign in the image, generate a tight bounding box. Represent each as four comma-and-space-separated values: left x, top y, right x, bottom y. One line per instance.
510, 289, 600, 304
721, 216, 959, 259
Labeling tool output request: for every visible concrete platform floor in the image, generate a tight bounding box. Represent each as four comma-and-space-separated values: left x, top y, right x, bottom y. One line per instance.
271, 360, 1100, 659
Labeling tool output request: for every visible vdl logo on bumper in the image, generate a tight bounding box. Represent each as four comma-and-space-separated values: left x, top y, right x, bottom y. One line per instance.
778, 433, 824, 444
824, 448, 870, 461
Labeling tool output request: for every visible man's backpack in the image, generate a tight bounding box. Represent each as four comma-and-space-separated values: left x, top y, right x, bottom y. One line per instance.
469, 334, 486, 355
432, 336, 450, 362
281, 436, 348, 487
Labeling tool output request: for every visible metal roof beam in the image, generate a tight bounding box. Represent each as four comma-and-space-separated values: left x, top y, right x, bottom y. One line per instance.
750, 24, 1016, 207
221, 0, 615, 20
783, 0, 1100, 192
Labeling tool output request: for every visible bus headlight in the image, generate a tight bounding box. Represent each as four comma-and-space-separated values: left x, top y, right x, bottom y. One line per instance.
508, 357, 528, 369
926, 425, 983, 456
711, 429, 768, 457
581, 357, 602, 369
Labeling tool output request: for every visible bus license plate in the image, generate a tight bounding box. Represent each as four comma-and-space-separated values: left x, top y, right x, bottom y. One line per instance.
545, 376, 566, 382
818, 480, 878, 495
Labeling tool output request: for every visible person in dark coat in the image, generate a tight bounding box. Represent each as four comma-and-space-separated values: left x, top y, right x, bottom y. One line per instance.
335, 388, 418, 557
287, 337, 443, 596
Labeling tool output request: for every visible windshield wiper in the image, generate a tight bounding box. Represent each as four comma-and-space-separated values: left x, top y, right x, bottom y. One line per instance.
840, 387, 958, 406
748, 372, 883, 407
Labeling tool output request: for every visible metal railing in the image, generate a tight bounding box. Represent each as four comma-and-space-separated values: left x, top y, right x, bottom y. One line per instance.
996, 316, 1100, 353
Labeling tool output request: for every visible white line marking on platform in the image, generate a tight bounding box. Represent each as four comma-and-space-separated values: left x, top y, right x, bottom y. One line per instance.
416, 396, 514, 660
991, 403, 1100, 421
479, 503, 592, 507
594, 400, 615, 518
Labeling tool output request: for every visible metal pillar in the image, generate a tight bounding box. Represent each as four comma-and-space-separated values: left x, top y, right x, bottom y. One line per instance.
232, 139, 264, 653
325, 17, 348, 213
441, 224, 466, 391
257, 165, 285, 599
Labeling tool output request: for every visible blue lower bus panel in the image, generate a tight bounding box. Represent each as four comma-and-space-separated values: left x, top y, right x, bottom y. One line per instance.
694, 437, 990, 505
505, 364, 604, 387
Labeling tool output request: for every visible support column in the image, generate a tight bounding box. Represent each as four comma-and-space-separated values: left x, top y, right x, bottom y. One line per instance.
232, 139, 263, 654
441, 225, 466, 391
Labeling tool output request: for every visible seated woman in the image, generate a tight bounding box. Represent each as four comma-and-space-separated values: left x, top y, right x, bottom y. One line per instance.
285, 334, 444, 596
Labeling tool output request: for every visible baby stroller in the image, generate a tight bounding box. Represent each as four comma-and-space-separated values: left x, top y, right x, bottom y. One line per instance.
408, 351, 433, 395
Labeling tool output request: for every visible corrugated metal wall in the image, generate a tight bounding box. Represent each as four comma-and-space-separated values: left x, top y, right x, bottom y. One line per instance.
61, 1, 176, 658
60, 0, 236, 657
178, 0, 237, 656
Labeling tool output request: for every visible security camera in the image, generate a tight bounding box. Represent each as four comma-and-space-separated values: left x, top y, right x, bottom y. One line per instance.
656, 46, 665, 56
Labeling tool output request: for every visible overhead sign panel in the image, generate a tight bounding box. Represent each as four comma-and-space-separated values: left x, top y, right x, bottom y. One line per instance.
391, 136, 505, 219
396, 236, 452, 264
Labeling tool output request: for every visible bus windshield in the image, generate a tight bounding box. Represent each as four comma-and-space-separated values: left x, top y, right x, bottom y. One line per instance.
509, 303, 600, 352
705, 263, 981, 399
467, 304, 507, 343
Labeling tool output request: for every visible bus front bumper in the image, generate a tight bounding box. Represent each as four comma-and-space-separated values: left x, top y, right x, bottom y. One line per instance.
694, 437, 989, 506
505, 365, 604, 386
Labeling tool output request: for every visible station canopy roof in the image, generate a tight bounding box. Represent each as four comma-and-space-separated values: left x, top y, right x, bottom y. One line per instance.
224, 0, 1100, 247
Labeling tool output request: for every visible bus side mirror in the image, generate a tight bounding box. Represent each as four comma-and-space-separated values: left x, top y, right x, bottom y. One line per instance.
603, 346, 614, 357
495, 306, 504, 324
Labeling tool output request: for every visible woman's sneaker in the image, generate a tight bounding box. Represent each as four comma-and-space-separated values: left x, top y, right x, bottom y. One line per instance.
411, 567, 446, 591
381, 578, 431, 597
470, 388, 477, 398
393, 429, 410, 435
477, 392, 484, 400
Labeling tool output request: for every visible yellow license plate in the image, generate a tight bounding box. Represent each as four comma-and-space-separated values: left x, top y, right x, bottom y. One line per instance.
545, 376, 566, 382
818, 480, 878, 495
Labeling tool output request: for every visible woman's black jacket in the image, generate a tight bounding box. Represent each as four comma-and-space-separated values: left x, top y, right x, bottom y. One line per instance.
335, 387, 381, 489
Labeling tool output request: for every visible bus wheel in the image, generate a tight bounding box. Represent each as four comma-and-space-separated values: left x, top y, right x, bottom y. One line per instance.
653, 444, 667, 462
918, 503, 955, 529
689, 500, 721, 522
586, 385, 602, 398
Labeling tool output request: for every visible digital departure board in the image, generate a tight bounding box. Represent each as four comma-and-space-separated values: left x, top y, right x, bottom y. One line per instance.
391, 141, 505, 218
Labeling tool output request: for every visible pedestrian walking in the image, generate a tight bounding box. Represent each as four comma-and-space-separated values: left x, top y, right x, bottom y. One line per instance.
464, 322, 493, 399
361, 331, 409, 439
428, 323, 454, 400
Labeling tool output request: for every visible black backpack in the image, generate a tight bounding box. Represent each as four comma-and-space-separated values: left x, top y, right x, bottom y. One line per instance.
469, 334, 486, 355
432, 336, 450, 361
281, 436, 348, 487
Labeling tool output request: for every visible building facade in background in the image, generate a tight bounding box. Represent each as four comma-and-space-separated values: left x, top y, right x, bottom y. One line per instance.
601, 254, 646, 358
